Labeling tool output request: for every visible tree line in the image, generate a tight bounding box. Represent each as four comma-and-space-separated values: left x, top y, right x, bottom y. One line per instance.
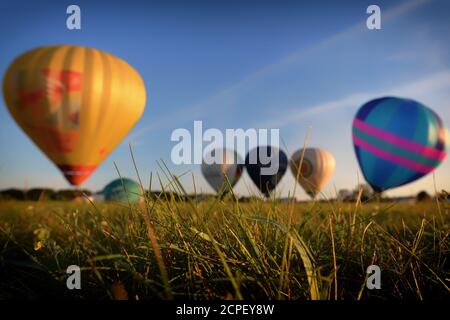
0, 186, 448, 202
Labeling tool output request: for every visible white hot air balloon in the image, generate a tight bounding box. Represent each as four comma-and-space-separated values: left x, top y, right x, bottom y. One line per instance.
201, 148, 244, 194
290, 148, 336, 198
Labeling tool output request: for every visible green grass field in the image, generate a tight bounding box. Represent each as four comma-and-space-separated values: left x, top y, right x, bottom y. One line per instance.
0, 179, 449, 300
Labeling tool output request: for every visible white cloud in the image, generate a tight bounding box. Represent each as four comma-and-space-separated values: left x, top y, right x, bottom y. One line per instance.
261, 70, 450, 129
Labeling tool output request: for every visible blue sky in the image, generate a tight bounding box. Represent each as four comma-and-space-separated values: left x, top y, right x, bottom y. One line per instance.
1, 0, 449, 199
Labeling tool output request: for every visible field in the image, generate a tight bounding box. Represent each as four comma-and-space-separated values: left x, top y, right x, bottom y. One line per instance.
0, 190, 449, 300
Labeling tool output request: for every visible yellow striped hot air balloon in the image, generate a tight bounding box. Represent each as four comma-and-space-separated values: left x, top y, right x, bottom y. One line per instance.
2, 45, 146, 185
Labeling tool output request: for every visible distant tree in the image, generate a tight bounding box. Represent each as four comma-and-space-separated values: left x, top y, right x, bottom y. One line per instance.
26, 188, 55, 201
436, 190, 449, 202
1, 188, 93, 201
238, 196, 260, 203
416, 190, 431, 202
52, 189, 76, 201
338, 189, 352, 202
52, 189, 92, 201
0, 188, 26, 200
353, 184, 374, 202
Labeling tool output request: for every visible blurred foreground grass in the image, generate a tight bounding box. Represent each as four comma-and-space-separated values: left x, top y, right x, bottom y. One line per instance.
0, 194, 449, 300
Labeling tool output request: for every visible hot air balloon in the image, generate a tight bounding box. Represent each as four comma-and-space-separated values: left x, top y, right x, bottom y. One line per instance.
245, 146, 288, 197
290, 148, 336, 198
2, 45, 146, 186
201, 148, 244, 194
352, 97, 449, 192
102, 178, 143, 204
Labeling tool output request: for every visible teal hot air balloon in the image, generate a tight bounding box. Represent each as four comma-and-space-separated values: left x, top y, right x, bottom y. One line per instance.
352, 97, 449, 192
102, 178, 143, 204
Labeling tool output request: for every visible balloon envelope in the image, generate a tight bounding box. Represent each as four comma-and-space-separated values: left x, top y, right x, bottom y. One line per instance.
3, 45, 146, 185
201, 148, 243, 193
290, 148, 336, 198
102, 178, 142, 204
245, 146, 288, 197
352, 97, 449, 192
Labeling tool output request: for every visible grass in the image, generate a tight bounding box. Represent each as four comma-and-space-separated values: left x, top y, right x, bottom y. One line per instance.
0, 182, 449, 300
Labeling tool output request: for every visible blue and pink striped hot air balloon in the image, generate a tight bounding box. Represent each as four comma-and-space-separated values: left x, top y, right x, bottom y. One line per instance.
352, 97, 449, 192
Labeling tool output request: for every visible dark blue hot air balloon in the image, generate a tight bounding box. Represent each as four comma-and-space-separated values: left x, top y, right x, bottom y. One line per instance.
352, 97, 449, 192
245, 146, 288, 197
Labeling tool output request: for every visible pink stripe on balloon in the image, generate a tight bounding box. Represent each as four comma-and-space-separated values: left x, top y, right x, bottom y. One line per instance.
353, 118, 447, 161
353, 135, 434, 174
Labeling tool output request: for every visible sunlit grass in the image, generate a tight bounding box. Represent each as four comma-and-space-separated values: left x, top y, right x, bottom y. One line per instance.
0, 174, 449, 300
